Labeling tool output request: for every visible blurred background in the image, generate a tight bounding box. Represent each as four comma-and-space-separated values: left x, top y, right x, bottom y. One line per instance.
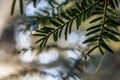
0, 0, 120, 80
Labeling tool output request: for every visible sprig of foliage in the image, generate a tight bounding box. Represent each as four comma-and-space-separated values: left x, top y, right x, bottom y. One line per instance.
83, 0, 120, 55
34, 0, 101, 48
34, 0, 120, 55
11, 0, 120, 55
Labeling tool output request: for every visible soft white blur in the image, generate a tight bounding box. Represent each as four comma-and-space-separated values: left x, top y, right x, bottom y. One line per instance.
67, 32, 79, 44
67, 31, 88, 49
66, 49, 82, 60
14, 24, 31, 50
38, 49, 59, 64
19, 31, 85, 65
20, 49, 35, 63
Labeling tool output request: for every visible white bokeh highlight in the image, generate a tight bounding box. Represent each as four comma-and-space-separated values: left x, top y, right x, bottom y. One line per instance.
44, 68, 60, 76
20, 49, 35, 63
25, 2, 37, 16
67, 31, 88, 49
66, 50, 82, 60
14, 24, 31, 50
38, 49, 59, 64
67, 32, 79, 44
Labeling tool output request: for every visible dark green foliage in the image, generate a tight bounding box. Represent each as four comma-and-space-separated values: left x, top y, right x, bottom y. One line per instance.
69, 21, 73, 34
11, 0, 39, 15
33, 0, 102, 48
100, 39, 114, 53
76, 16, 81, 29
83, 0, 120, 55
86, 28, 101, 36
50, 20, 61, 27
32, 0, 37, 7
60, 12, 71, 20
86, 46, 98, 55
89, 16, 103, 23
103, 32, 120, 42
11, 0, 24, 15
104, 27, 120, 36
11, 0, 120, 55
11, 0, 16, 15
57, 17, 65, 24
99, 46, 104, 55
53, 31, 58, 41
86, 24, 102, 31
19, 0, 24, 15
83, 35, 99, 43
107, 8, 116, 16
64, 23, 69, 40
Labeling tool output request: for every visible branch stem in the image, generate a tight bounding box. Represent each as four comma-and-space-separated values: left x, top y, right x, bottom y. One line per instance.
98, 0, 108, 46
